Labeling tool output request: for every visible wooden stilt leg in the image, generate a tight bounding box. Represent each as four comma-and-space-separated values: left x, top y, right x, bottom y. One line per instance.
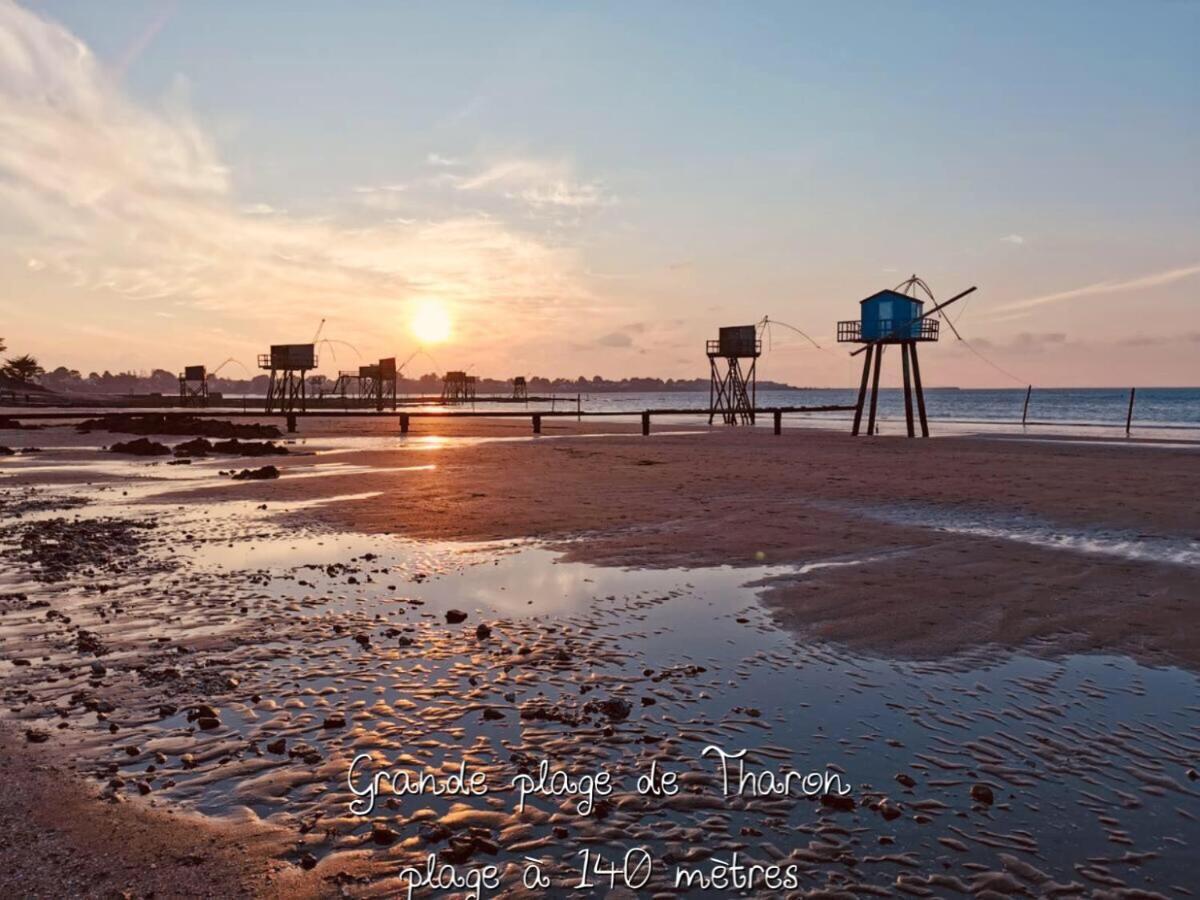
910, 342, 929, 437
851, 345, 873, 436
867, 345, 883, 436
901, 342, 915, 438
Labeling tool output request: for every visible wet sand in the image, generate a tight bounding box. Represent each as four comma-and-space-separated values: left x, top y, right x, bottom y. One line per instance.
142, 417, 1200, 668
2, 414, 1198, 897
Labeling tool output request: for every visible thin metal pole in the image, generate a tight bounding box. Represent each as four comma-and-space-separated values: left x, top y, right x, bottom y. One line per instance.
1022, 385, 1032, 426
1125, 387, 1136, 436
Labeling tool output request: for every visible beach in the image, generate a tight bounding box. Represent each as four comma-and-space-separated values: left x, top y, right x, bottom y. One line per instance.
1, 414, 1198, 897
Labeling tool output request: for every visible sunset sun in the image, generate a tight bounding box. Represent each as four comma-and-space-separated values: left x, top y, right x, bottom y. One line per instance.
410, 299, 452, 345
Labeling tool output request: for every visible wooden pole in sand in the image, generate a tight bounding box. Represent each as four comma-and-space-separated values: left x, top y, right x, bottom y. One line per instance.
901, 342, 915, 438
909, 342, 929, 437
532, 414, 541, 434
1125, 388, 1136, 436
1022, 385, 1032, 426
641, 411, 650, 436
400, 413, 409, 435
773, 409, 782, 435
867, 345, 884, 436
851, 345, 874, 436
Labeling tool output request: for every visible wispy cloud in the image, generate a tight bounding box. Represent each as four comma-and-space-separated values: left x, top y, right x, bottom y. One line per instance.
455, 159, 616, 211
995, 263, 1200, 315
1000, 233, 1025, 246
0, 2, 595, 350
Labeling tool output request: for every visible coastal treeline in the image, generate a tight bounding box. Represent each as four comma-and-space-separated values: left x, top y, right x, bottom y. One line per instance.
21, 366, 800, 396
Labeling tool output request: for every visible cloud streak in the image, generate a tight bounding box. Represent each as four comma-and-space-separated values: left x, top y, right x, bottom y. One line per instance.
996, 263, 1200, 315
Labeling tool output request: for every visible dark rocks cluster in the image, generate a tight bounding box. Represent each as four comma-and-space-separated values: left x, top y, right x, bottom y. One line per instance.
77, 414, 282, 439
1, 516, 157, 582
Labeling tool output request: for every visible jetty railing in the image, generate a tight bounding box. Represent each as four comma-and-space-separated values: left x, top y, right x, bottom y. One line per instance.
0, 405, 858, 436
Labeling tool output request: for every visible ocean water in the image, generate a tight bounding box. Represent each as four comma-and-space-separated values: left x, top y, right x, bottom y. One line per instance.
548, 387, 1200, 429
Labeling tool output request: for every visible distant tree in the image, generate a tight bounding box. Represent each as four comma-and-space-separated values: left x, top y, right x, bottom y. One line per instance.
0, 336, 6, 354
3, 354, 44, 384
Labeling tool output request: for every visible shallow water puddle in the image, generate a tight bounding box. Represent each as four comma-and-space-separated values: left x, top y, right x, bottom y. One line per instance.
1, 477, 1198, 895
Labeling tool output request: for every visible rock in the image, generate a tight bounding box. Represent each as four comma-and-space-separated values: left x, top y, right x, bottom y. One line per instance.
820, 793, 856, 811
482, 708, 505, 721
441, 832, 499, 864
896, 773, 916, 788
266, 738, 287, 755
172, 438, 213, 457
445, 609, 468, 624
24, 728, 50, 744
589, 697, 632, 722
211, 438, 289, 457
397, 636, 414, 647
475, 623, 492, 640
299, 852, 318, 870
371, 823, 398, 846
196, 716, 220, 731
323, 713, 346, 729
230, 465, 280, 481
136, 780, 153, 795
970, 783, 994, 805
180, 753, 197, 769
879, 800, 903, 821
109, 438, 171, 456
77, 414, 281, 440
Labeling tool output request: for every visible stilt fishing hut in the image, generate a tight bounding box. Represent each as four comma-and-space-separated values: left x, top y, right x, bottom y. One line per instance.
512, 376, 528, 401
707, 325, 761, 425
441, 371, 476, 405
259, 343, 316, 414
178, 365, 208, 406
838, 275, 975, 437
377, 357, 398, 411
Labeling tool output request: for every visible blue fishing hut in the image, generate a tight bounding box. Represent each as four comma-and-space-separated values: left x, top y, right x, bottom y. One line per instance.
859, 290, 925, 341
837, 275, 977, 439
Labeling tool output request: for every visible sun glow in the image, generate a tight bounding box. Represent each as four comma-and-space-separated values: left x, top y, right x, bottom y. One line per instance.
410, 299, 452, 345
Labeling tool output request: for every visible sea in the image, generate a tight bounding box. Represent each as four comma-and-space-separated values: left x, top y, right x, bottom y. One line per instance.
485, 387, 1200, 437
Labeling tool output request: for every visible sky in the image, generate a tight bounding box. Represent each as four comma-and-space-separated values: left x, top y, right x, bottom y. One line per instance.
1, 0, 1197, 388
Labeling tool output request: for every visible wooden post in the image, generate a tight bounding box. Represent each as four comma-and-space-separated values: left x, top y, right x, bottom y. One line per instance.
286, 413, 297, 433
577, 394, 581, 421
532, 414, 541, 434
773, 409, 782, 435
1125, 387, 1136, 436
900, 342, 915, 438
909, 342, 929, 437
851, 345, 873, 436
641, 411, 650, 436
1022, 384, 1032, 426
867, 345, 884, 436
400, 413, 409, 435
